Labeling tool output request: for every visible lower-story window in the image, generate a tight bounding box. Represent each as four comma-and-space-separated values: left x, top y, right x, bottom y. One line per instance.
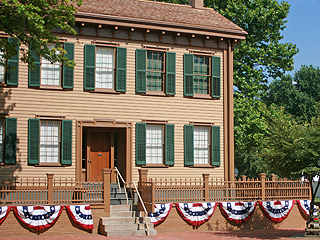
136, 122, 174, 166
0, 117, 17, 164
184, 124, 220, 167
40, 120, 60, 163
28, 118, 72, 165
146, 124, 163, 164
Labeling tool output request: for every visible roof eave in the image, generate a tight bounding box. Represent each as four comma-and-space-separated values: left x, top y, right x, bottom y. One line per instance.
76, 12, 247, 40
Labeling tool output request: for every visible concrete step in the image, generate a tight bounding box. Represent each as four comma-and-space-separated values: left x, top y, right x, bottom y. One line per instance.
110, 211, 133, 218
111, 198, 133, 205
136, 216, 152, 224
101, 217, 135, 225
103, 223, 138, 231
103, 229, 157, 236
137, 223, 154, 230
110, 204, 132, 211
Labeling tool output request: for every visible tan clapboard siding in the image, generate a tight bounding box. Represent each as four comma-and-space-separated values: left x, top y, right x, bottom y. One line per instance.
0, 35, 225, 180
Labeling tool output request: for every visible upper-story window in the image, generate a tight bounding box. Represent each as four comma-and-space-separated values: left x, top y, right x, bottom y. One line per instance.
28, 42, 74, 89
136, 49, 175, 95
0, 117, 17, 164
0, 38, 19, 86
184, 54, 221, 98
84, 45, 127, 92
41, 44, 61, 86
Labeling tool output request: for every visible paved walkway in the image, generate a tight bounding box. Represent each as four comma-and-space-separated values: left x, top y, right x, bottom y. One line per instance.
0, 229, 315, 240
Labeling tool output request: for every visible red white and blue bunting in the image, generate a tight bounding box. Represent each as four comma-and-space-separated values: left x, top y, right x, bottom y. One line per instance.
175, 202, 217, 226
219, 201, 257, 224
65, 205, 94, 230
259, 200, 295, 223
0, 206, 11, 225
297, 200, 311, 216
13, 206, 63, 231
149, 203, 173, 225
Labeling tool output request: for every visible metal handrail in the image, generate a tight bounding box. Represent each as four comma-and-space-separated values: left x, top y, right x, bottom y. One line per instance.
114, 167, 128, 204
114, 167, 150, 236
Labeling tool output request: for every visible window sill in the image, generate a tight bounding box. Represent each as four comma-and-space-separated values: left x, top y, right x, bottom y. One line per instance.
38, 85, 64, 91
190, 164, 215, 168
90, 89, 121, 94
192, 94, 213, 100
141, 164, 169, 168
35, 163, 64, 167
143, 91, 169, 97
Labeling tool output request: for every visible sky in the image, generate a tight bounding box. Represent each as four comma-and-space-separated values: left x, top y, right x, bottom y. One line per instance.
278, 0, 320, 74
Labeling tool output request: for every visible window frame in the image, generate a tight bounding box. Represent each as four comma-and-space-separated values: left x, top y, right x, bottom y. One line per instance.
145, 123, 165, 165
193, 55, 212, 96
146, 50, 166, 94
193, 125, 211, 166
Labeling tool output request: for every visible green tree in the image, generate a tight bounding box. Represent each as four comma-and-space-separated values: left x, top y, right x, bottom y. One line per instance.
264, 65, 320, 122
0, 0, 82, 64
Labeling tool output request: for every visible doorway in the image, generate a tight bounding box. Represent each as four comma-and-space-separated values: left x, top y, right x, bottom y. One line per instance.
80, 125, 129, 183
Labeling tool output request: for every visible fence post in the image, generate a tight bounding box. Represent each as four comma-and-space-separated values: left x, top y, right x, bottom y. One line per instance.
46, 173, 54, 204
241, 175, 247, 181
138, 169, 148, 182
203, 174, 209, 202
271, 174, 277, 181
259, 173, 266, 201
102, 168, 111, 216
150, 181, 155, 213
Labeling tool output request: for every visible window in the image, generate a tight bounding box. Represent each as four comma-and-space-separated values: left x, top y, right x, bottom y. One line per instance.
136, 123, 174, 166
184, 54, 221, 98
28, 119, 72, 165
84, 45, 127, 92
136, 49, 175, 95
28, 42, 74, 89
40, 120, 60, 163
0, 117, 17, 164
0, 38, 19, 86
184, 125, 220, 167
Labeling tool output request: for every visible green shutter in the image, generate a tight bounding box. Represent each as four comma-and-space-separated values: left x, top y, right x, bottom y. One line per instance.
28, 119, 40, 165
184, 125, 194, 166
212, 56, 221, 98
184, 54, 194, 96
28, 48, 41, 87
7, 38, 19, 86
84, 45, 95, 90
61, 120, 72, 165
135, 123, 146, 165
63, 42, 74, 89
135, 49, 146, 93
4, 118, 17, 164
116, 47, 127, 92
165, 124, 174, 166
166, 52, 176, 95
211, 126, 220, 166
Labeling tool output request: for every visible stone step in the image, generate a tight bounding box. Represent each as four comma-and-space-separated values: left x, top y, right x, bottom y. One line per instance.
110, 204, 132, 211
136, 216, 152, 224
101, 217, 135, 225
137, 223, 154, 230
110, 211, 133, 218
103, 229, 157, 237
111, 198, 133, 205
103, 223, 138, 231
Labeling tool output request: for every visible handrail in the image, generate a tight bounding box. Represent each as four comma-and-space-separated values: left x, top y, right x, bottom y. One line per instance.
114, 167, 128, 204
114, 167, 150, 236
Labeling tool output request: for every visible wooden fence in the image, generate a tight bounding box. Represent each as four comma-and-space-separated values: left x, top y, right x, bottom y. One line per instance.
0, 170, 113, 214
138, 170, 311, 212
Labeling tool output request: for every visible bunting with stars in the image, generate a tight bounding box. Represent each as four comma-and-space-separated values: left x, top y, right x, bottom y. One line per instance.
149, 203, 173, 225
259, 200, 295, 222
65, 205, 94, 230
219, 201, 257, 224
0, 206, 11, 225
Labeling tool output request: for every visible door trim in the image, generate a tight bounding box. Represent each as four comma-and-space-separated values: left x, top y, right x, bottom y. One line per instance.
76, 120, 132, 182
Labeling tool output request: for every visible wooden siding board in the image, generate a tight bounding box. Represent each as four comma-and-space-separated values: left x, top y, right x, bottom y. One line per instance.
0, 36, 225, 180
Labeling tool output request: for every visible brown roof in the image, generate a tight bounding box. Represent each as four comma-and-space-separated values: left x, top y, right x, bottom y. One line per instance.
78, 0, 246, 36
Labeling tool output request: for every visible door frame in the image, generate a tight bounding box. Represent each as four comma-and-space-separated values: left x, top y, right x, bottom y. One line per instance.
76, 120, 132, 182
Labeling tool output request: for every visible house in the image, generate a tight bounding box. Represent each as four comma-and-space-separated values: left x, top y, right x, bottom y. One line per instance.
0, 0, 247, 185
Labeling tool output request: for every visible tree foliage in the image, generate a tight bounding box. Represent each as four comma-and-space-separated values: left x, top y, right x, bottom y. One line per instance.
0, 0, 82, 65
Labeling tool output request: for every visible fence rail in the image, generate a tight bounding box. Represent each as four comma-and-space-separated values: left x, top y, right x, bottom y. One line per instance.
138, 171, 311, 211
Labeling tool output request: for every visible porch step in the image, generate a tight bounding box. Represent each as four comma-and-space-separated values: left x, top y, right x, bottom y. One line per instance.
110, 183, 133, 205
99, 204, 157, 237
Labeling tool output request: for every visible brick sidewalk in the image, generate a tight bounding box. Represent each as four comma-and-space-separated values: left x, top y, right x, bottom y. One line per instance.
0, 229, 313, 240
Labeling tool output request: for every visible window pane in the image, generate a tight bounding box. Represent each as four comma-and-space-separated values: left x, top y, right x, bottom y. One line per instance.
194, 126, 209, 164
146, 51, 164, 92
193, 55, 210, 94
41, 45, 61, 86
146, 124, 163, 164
95, 47, 114, 89
40, 120, 60, 163
0, 119, 3, 163
0, 50, 5, 82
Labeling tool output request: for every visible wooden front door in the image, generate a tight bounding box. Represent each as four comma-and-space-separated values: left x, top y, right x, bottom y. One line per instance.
87, 131, 111, 182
